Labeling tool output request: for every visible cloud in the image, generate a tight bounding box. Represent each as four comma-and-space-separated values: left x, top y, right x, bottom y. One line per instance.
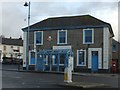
1, 1, 118, 41
2, 2, 26, 38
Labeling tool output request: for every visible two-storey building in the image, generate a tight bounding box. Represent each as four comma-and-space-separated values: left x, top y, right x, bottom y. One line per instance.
0, 36, 23, 63
22, 15, 114, 72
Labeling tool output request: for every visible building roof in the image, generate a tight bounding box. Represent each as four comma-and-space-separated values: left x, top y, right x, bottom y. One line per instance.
22, 15, 114, 37
0, 37, 23, 46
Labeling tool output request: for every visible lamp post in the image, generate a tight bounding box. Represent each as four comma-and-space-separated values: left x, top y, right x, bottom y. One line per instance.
24, 2, 31, 70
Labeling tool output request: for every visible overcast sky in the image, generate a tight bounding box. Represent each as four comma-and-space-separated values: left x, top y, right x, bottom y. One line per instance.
0, 0, 119, 41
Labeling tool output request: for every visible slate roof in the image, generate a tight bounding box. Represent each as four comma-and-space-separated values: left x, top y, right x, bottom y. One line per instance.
0, 37, 23, 46
112, 39, 120, 49
22, 15, 114, 37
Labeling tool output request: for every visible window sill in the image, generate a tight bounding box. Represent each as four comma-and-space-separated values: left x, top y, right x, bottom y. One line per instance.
36, 44, 43, 45
29, 64, 35, 65
76, 65, 86, 67
83, 43, 94, 44
57, 43, 67, 45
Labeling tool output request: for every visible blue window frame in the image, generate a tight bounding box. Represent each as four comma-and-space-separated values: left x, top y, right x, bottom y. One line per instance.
77, 50, 86, 66
58, 30, 67, 44
35, 31, 43, 45
83, 29, 94, 44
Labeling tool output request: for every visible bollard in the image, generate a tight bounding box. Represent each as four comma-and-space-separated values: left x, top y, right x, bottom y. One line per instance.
64, 56, 73, 83
64, 67, 72, 83
64, 67, 68, 82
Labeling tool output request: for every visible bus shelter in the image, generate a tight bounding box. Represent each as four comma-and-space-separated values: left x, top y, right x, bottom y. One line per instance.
35, 49, 74, 72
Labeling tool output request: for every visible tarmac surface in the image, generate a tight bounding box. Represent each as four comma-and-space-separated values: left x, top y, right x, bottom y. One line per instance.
1, 64, 119, 88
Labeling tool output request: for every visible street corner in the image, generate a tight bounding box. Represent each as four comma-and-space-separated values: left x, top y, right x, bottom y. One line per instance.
56, 82, 110, 88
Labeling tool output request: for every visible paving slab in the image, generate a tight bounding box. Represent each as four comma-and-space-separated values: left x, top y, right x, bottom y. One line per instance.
57, 82, 109, 88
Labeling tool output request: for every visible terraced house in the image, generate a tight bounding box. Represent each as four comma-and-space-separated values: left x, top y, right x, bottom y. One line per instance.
0, 36, 23, 64
22, 15, 114, 73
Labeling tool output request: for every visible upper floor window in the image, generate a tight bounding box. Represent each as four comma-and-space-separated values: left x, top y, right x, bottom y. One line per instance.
83, 29, 94, 44
57, 30, 67, 44
3, 46, 6, 51
35, 31, 43, 45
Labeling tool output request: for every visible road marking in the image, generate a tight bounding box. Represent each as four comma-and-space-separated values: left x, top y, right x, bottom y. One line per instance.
35, 86, 40, 88
15, 77, 22, 79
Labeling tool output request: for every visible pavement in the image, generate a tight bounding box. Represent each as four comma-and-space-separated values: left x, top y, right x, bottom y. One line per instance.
1, 64, 118, 88
2, 67, 117, 77
57, 82, 108, 88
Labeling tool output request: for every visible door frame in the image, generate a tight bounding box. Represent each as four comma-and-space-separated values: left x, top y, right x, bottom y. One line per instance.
29, 50, 35, 65
88, 48, 102, 70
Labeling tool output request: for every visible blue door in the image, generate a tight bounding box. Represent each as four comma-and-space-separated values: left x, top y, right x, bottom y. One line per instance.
30, 52, 35, 65
92, 51, 98, 72
36, 55, 45, 71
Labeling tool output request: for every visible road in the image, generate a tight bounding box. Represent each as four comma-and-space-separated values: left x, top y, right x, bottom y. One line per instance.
1, 64, 119, 88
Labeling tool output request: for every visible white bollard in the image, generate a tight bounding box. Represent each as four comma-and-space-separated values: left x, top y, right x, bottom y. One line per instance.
64, 67, 68, 82
67, 67, 72, 83
64, 56, 73, 83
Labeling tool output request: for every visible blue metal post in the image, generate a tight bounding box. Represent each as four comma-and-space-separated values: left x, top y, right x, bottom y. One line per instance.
42, 54, 45, 71
65, 54, 68, 68
57, 54, 60, 72
49, 54, 52, 71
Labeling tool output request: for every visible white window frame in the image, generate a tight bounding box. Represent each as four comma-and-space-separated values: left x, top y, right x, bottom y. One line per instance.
83, 29, 94, 44
77, 49, 86, 66
57, 30, 67, 44
88, 48, 102, 69
34, 31, 43, 45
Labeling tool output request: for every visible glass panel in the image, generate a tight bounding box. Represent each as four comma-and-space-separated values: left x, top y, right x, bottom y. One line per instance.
78, 51, 85, 65
60, 54, 65, 64
92, 51, 98, 56
52, 55, 57, 64
59, 31, 66, 44
85, 30, 92, 43
36, 32, 42, 44
45, 55, 48, 65
112, 44, 116, 52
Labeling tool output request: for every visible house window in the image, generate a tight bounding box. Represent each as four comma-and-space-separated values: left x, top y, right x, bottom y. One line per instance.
83, 29, 94, 44
35, 31, 43, 45
3, 46, 6, 51
77, 50, 86, 66
11, 46, 13, 48
17, 47, 20, 52
58, 30, 67, 44
112, 44, 116, 52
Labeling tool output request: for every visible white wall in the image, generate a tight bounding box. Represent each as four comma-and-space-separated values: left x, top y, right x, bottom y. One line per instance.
103, 27, 110, 69
0, 44, 23, 61
23, 32, 27, 67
